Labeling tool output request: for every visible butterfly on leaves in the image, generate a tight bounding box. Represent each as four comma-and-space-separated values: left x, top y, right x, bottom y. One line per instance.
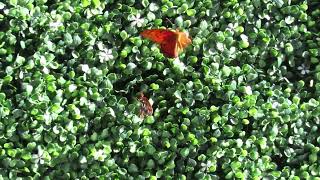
140, 29, 192, 58
138, 92, 153, 118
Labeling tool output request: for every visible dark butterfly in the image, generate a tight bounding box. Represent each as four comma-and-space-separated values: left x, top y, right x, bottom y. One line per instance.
138, 92, 153, 118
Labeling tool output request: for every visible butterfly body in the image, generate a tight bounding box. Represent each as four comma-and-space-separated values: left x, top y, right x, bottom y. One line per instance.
138, 92, 153, 118
140, 29, 191, 58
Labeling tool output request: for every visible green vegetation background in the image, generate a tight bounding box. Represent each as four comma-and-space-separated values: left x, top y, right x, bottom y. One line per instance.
0, 0, 320, 179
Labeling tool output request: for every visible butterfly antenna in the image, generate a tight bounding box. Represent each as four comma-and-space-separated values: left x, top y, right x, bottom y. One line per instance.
165, 17, 174, 26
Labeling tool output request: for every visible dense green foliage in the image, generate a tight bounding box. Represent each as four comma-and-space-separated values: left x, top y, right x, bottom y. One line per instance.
0, 0, 320, 179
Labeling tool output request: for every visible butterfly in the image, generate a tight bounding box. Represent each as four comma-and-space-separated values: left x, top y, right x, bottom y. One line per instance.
140, 29, 192, 58
138, 92, 153, 118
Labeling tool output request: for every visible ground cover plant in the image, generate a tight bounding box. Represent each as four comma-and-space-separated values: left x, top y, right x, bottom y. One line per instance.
0, 0, 320, 179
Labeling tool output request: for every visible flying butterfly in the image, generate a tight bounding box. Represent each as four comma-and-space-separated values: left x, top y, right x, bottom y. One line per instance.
138, 92, 153, 118
140, 29, 192, 58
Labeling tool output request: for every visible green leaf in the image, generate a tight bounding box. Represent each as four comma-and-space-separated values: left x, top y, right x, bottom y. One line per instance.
274, 0, 284, 7
21, 152, 32, 160
231, 161, 241, 170
145, 116, 155, 124
120, 30, 128, 40
285, 43, 294, 54
24, 84, 33, 95
128, 163, 138, 173
9, 0, 17, 6
186, 9, 196, 16
150, 83, 159, 90
147, 12, 155, 21
145, 144, 156, 155
222, 66, 231, 77
64, 33, 73, 45
92, 0, 100, 8
239, 40, 249, 48
142, 0, 149, 7
0, 2, 5, 9
180, 148, 189, 158
175, 16, 183, 27
149, 3, 159, 11
82, 0, 91, 7
15, 55, 25, 67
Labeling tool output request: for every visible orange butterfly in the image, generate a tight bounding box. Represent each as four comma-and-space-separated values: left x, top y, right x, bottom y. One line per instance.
138, 92, 153, 118
140, 29, 192, 58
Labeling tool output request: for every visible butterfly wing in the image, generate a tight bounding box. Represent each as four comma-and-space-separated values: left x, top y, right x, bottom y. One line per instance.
138, 93, 153, 118
177, 31, 192, 50
160, 31, 192, 58
160, 37, 179, 58
140, 29, 177, 44
141, 29, 191, 58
